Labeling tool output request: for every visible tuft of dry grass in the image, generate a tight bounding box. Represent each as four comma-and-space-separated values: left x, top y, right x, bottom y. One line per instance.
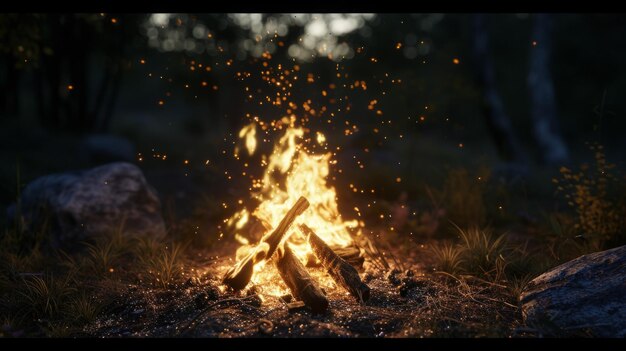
455, 225, 507, 276
138, 241, 186, 289
429, 224, 542, 289
17, 274, 76, 319
429, 242, 464, 274
83, 219, 139, 276
63, 292, 101, 324
508, 274, 533, 303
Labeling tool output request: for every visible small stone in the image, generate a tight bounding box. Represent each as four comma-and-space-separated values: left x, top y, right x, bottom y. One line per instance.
287, 301, 307, 312
247, 285, 259, 296
194, 293, 209, 309
386, 268, 402, 286
363, 272, 374, 283
206, 286, 220, 300
185, 277, 199, 287
247, 294, 262, 308
258, 319, 274, 334
398, 278, 418, 297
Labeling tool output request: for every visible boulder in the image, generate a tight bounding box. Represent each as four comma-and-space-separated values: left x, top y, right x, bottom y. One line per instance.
7, 162, 165, 247
520, 245, 626, 337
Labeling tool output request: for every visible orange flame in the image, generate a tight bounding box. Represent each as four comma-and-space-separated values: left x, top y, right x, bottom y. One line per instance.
228, 124, 362, 295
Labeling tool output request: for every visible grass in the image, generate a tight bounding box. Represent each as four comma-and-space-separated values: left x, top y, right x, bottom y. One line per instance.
455, 225, 507, 276
64, 292, 102, 324
17, 274, 77, 319
428, 223, 546, 298
429, 242, 464, 274
0, 208, 193, 336
1, 136, 624, 337
136, 239, 186, 289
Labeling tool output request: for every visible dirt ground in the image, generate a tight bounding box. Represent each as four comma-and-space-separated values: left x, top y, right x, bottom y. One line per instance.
81, 243, 524, 338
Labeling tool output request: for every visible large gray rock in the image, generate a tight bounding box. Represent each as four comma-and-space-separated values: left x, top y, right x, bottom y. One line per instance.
7, 162, 165, 247
520, 245, 626, 337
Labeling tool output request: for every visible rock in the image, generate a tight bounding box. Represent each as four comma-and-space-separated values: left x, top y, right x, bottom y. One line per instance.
520, 245, 626, 337
386, 268, 402, 286
258, 319, 274, 335
7, 162, 165, 247
287, 301, 307, 313
194, 293, 210, 309
79, 134, 136, 165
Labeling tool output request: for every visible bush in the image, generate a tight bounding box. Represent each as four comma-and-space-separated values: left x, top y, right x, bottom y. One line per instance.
554, 143, 626, 253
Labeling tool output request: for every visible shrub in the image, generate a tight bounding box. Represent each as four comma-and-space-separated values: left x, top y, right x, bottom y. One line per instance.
554, 143, 626, 252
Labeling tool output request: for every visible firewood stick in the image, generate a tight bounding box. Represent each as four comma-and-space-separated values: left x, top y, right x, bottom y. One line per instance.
307, 245, 365, 269
275, 243, 329, 313
299, 224, 371, 303
223, 196, 310, 290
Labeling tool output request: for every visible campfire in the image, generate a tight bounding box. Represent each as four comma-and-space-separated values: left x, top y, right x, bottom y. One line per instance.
222, 125, 370, 312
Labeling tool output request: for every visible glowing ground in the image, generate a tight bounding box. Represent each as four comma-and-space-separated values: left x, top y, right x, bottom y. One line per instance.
81, 242, 522, 338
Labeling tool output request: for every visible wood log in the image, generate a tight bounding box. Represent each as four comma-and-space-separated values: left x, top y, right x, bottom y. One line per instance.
276, 243, 329, 313
306, 245, 364, 270
299, 224, 371, 303
223, 196, 310, 290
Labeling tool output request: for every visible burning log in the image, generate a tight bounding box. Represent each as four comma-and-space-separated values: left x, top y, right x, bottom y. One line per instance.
276, 243, 329, 313
299, 224, 371, 303
306, 245, 364, 270
223, 196, 310, 290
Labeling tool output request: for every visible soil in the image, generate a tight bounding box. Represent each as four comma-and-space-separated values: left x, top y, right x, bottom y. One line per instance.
81, 244, 524, 338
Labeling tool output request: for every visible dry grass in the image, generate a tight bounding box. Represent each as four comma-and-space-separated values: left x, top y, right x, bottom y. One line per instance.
429, 224, 544, 293
455, 225, 508, 277
554, 143, 626, 253
138, 241, 186, 289
63, 292, 101, 324
429, 242, 464, 274
17, 274, 77, 319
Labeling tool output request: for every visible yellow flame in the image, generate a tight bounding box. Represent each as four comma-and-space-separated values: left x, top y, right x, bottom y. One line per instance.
316, 131, 326, 145
253, 127, 357, 253
234, 233, 250, 245
228, 125, 361, 294
239, 123, 257, 156
234, 211, 249, 230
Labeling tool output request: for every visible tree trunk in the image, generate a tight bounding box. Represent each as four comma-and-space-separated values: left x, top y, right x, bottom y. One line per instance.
472, 14, 528, 166
528, 14, 569, 165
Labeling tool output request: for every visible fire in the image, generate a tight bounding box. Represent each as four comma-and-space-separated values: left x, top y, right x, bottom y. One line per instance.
228, 123, 362, 294
238, 123, 257, 156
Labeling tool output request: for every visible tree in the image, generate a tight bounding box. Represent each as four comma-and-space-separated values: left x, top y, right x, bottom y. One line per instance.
528, 13, 570, 165
472, 14, 528, 166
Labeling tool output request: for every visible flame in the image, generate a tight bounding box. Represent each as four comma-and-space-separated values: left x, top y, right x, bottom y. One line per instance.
239, 122, 257, 156
228, 123, 361, 295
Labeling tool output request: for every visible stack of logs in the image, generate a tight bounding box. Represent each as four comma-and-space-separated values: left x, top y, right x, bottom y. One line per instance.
222, 196, 370, 313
